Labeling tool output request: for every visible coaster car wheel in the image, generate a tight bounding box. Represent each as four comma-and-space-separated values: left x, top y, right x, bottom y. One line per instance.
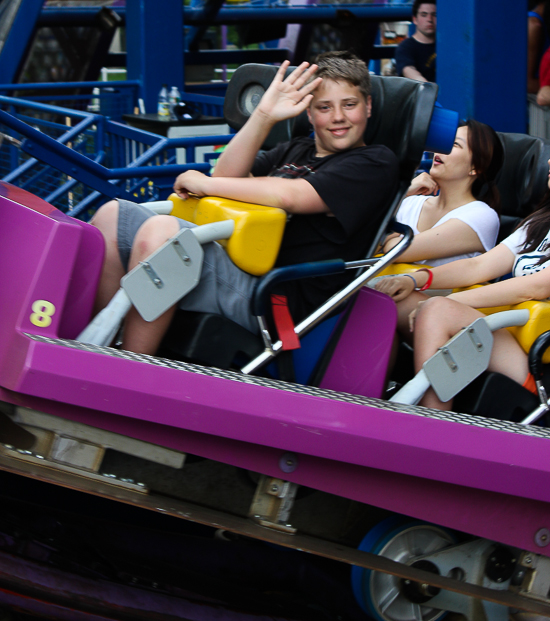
351, 516, 456, 621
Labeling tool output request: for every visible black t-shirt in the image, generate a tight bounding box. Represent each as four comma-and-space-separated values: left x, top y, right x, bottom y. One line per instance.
251, 137, 399, 320
395, 37, 436, 82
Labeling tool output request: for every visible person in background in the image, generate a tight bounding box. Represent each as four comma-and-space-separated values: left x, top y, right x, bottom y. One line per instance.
537, 40, 550, 105
394, 0, 436, 83
528, 0, 550, 94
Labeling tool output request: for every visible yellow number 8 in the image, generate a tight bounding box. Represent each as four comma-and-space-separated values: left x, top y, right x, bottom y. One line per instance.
30, 300, 56, 328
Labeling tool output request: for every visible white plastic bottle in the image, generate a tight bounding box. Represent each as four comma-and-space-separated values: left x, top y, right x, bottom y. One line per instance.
168, 86, 181, 119
87, 87, 101, 113
157, 84, 170, 117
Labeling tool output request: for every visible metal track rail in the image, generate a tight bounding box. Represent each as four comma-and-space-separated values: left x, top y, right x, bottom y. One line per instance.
0, 446, 549, 617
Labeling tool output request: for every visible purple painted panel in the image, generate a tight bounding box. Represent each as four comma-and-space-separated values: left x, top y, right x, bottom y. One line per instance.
9, 339, 550, 507
0, 185, 103, 347
319, 287, 396, 398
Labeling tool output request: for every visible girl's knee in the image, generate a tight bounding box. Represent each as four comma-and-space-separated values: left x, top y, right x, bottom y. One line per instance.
414, 296, 459, 335
416, 296, 449, 321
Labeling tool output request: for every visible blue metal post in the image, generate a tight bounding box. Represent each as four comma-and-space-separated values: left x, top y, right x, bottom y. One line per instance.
437, 0, 527, 133
0, 0, 45, 84
126, 0, 184, 114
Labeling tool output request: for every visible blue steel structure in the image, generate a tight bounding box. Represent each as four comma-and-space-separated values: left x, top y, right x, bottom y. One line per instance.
0, 0, 530, 131
126, 0, 185, 112
0, 0, 44, 84
0, 98, 231, 217
437, 0, 527, 133
124, 1, 415, 112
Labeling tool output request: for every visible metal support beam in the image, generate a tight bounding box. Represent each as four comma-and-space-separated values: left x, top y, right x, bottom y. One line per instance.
39, 6, 126, 26
126, 0, 184, 114
437, 0, 527, 132
188, 0, 225, 51
184, 5, 412, 25
185, 48, 291, 65
0, 0, 45, 84
38, 4, 413, 26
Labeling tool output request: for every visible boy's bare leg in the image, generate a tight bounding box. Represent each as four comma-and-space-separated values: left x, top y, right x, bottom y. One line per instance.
91, 200, 126, 314
121, 215, 181, 355
414, 297, 529, 410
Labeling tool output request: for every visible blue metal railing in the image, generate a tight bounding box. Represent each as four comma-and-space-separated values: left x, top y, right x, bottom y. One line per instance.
0, 81, 226, 120
39, 3, 413, 25
0, 98, 231, 219
0, 81, 141, 121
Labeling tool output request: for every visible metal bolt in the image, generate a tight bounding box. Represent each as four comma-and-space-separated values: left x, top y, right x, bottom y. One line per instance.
525, 557, 532, 564
279, 452, 298, 473
535, 528, 550, 547
172, 240, 191, 264
271, 484, 279, 493
515, 570, 526, 583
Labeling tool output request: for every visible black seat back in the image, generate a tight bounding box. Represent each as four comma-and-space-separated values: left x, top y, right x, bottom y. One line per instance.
495, 132, 550, 241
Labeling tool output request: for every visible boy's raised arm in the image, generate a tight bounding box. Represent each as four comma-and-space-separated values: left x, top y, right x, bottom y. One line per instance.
212, 61, 321, 179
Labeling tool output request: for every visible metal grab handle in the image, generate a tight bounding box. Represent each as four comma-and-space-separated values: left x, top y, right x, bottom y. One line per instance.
190, 220, 235, 244
252, 260, 345, 317
519, 330, 550, 426
528, 330, 550, 381
391, 309, 531, 406
483, 309, 529, 332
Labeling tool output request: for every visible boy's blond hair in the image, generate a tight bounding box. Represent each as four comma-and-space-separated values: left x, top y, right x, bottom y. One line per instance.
314, 51, 371, 101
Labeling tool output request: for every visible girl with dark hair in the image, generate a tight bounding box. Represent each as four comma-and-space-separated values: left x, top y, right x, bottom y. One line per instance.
381, 119, 504, 268
375, 163, 550, 410
374, 119, 503, 341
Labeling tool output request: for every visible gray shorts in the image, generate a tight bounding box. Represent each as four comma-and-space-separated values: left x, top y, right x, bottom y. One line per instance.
116, 199, 260, 334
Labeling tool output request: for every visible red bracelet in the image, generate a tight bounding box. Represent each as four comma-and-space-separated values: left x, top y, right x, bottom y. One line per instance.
415, 268, 433, 291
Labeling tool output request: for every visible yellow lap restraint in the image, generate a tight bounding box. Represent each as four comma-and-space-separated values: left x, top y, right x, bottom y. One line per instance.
377, 262, 550, 363
168, 194, 286, 277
